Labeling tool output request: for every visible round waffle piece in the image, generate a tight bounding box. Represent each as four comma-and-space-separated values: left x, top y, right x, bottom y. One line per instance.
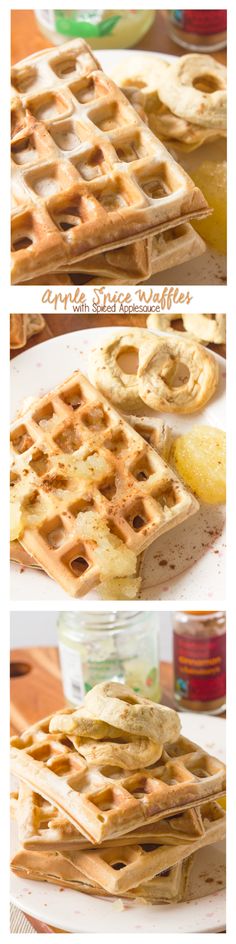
84, 681, 181, 744
181, 313, 226, 345
89, 330, 148, 412
157, 54, 226, 130
147, 313, 188, 337
138, 334, 219, 414
49, 707, 123, 740
71, 733, 162, 769
147, 313, 226, 346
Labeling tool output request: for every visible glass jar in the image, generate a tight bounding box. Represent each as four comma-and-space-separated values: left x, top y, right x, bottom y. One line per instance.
35, 10, 155, 50
57, 611, 160, 705
173, 611, 226, 714
166, 11, 227, 52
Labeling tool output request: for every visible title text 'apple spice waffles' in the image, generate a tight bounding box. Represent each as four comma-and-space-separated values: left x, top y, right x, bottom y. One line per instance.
10, 367, 199, 597
11, 683, 226, 903
11, 39, 210, 285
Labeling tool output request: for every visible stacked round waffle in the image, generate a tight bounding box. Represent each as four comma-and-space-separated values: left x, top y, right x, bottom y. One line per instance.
113, 52, 226, 153
11, 682, 226, 903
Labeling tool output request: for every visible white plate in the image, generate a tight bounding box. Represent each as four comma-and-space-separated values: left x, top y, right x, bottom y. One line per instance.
10, 712, 226, 933
10, 328, 226, 601
96, 50, 226, 286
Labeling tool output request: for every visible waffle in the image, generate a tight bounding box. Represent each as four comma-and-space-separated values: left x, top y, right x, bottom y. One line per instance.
113, 54, 226, 152
12, 783, 206, 852
147, 312, 226, 346
10, 846, 192, 903
25, 273, 73, 286
11, 39, 209, 284
124, 416, 173, 460
50, 687, 181, 744
150, 224, 205, 276
60, 238, 151, 282
57, 801, 225, 893
57, 224, 205, 284
10, 368, 198, 597
11, 799, 225, 895
10, 540, 42, 569
10, 714, 226, 844
10, 313, 45, 349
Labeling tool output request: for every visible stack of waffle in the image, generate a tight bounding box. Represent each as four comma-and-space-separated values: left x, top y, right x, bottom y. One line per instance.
11, 39, 208, 287
11, 682, 226, 903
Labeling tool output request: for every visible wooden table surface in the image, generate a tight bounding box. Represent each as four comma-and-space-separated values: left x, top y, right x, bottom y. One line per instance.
10, 313, 226, 360
11, 10, 226, 64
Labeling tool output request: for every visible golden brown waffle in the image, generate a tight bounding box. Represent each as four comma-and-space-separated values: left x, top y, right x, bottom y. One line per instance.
60, 238, 151, 282
57, 223, 205, 283
12, 783, 206, 852
124, 416, 173, 460
11, 799, 225, 895
18, 225, 205, 286
10, 846, 192, 903
60, 801, 225, 893
11, 39, 209, 284
24, 273, 73, 286
10, 714, 226, 844
10, 368, 198, 597
10, 314, 45, 349
10, 540, 42, 569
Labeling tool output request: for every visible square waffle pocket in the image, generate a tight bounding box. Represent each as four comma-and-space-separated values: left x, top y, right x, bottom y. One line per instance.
11, 38, 210, 283
10, 719, 226, 845
10, 368, 198, 597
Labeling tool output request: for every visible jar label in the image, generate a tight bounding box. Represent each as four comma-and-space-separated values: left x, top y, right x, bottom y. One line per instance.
59, 643, 85, 704
171, 11, 227, 36
174, 632, 226, 702
54, 11, 123, 39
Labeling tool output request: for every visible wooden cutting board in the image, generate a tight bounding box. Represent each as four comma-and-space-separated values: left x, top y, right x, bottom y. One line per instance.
10, 646, 64, 735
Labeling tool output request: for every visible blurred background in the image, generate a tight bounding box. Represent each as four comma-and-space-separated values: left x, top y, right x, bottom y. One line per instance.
10, 610, 226, 734
11, 609, 172, 655
11, 9, 226, 64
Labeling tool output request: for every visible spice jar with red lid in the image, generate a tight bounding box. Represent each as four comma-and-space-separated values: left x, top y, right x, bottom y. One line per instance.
166, 11, 227, 53
173, 611, 226, 714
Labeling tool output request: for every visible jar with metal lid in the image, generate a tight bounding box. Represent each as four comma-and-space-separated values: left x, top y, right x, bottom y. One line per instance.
166, 10, 227, 52
57, 611, 160, 705
173, 611, 226, 714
